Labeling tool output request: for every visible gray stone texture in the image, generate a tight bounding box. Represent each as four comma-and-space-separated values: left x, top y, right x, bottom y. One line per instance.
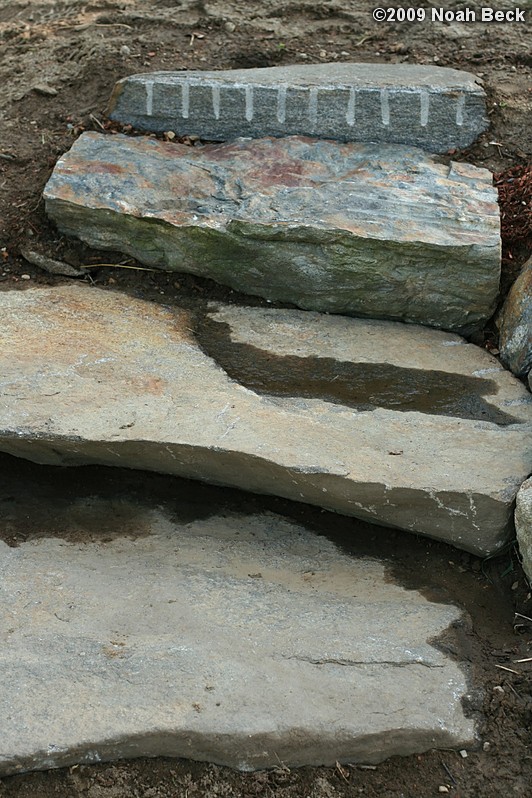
0, 507, 476, 775
106, 63, 489, 152
516, 477, 532, 584
0, 284, 531, 556
44, 132, 501, 334
498, 255, 532, 378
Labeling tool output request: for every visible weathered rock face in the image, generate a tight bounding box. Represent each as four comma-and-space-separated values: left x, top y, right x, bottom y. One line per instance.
499, 256, 532, 379
0, 502, 476, 775
516, 477, 532, 583
106, 63, 489, 152
0, 285, 530, 555
44, 132, 501, 333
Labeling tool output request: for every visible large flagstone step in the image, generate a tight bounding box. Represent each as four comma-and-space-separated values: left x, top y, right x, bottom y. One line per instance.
0, 496, 475, 775
43, 132, 501, 334
0, 284, 530, 556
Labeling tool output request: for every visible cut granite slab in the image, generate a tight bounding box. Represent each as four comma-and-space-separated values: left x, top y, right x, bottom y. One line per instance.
498, 255, 532, 379
0, 506, 476, 775
0, 284, 531, 555
106, 63, 489, 152
516, 477, 532, 583
44, 132, 501, 333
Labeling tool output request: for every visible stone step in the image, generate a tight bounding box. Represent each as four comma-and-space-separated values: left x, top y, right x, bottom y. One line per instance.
516, 477, 532, 584
44, 132, 500, 334
498, 255, 532, 379
0, 493, 476, 775
0, 284, 531, 555
106, 63, 489, 152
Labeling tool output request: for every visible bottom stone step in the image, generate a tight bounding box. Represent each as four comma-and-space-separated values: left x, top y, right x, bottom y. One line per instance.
1, 496, 475, 775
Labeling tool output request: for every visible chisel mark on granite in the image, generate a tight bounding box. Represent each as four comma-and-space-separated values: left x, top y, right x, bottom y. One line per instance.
380, 89, 390, 126
420, 90, 429, 127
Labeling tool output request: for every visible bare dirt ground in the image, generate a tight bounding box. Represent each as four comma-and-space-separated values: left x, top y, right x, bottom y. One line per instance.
0, 1, 531, 796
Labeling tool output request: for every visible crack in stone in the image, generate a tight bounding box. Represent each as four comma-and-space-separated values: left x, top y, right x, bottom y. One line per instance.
282, 655, 444, 669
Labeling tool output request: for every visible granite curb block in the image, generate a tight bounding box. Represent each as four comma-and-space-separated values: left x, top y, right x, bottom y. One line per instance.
44, 132, 501, 333
106, 63, 489, 152
0, 284, 531, 555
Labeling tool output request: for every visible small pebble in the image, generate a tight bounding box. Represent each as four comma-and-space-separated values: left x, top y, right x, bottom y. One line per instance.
32, 83, 58, 97
224, 21, 236, 32
483, 741, 491, 751
120, 45, 131, 56
459, 749, 468, 758
493, 685, 504, 693
20, 274, 31, 280
438, 787, 449, 794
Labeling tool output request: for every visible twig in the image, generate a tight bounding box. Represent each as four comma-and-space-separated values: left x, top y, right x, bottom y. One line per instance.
441, 762, 456, 785
515, 612, 532, 623
273, 752, 290, 774
335, 761, 349, 783
353, 32, 376, 47
515, 657, 532, 663
63, 22, 133, 30
494, 664, 519, 675
89, 113, 106, 131
506, 682, 521, 698
84, 262, 157, 272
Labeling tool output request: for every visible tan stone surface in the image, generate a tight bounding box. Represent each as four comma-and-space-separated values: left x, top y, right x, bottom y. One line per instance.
0, 284, 531, 554
0, 506, 475, 774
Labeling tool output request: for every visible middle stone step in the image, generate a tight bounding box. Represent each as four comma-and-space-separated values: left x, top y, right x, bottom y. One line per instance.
44, 132, 500, 333
0, 285, 530, 557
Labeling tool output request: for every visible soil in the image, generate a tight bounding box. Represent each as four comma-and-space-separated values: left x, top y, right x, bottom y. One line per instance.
0, 1, 531, 796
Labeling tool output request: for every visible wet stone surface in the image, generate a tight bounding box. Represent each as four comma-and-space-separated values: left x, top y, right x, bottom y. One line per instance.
0, 488, 476, 775
106, 63, 489, 152
0, 284, 530, 555
43, 132, 501, 333
196, 316, 518, 426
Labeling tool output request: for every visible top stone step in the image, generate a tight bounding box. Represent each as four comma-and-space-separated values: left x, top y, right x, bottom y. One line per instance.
106, 63, 489, 152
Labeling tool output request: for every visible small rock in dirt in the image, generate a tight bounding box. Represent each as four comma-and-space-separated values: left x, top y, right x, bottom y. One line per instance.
120, 45, 131, 56
32, 83, 58, 97
19, 246, 86, 278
